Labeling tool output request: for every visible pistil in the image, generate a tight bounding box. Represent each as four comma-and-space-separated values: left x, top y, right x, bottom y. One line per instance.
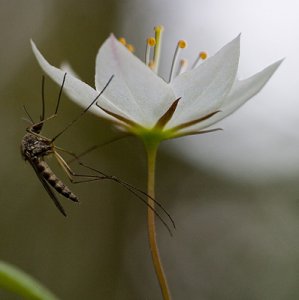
152, 25, 164, 73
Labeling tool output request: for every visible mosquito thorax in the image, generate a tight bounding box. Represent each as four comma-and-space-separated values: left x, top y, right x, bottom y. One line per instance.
21, 130, 53, 160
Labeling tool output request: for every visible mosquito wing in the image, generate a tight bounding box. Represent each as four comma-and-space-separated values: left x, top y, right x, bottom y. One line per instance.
28, 159, 67, 216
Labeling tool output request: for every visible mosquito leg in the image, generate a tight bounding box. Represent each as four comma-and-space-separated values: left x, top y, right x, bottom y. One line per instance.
53, 148, 175, 233
66, 134, 131, 165
27, 114, 58, 137
40, 75, 46, 121
56, 146, 175, 229
50, 75, 114, 143
78, 161, 176, 229
54, 150, 105, 184
54, 146, 107, 178
54, 72, 67, 115
57, 146, 175, 223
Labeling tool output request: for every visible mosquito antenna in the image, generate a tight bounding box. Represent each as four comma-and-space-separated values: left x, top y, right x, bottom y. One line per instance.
40, 75, 46, 121
54, 72, 67, 115
78, 161, 175, 230
51, 74, 114, 142
22, 105, 34, 124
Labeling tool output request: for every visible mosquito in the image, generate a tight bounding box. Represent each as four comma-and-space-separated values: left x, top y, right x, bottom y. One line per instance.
21, 74, 175, 233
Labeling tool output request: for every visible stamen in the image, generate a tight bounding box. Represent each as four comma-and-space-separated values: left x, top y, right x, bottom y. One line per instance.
145, 37, 156, 66
127, 44, 135, 53
152, 25, 164, 73
176, 59, 188, 76
169, 40, 188, 82
118, 37, 127, 46
192, 51, 208, 69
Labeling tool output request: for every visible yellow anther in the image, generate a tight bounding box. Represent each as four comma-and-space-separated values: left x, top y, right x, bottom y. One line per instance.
118, 37, 126, 46
199, 51, 208, 60
147, 37, 156, 47
192, 51, 208, 69
178, 40, 187, 49
127, 44, 135, 52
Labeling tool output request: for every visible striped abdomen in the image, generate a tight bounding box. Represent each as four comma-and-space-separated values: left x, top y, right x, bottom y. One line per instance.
34, 159, 78, 202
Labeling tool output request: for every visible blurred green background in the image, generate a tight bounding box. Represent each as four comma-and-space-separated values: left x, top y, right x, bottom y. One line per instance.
1, 0, 299, 299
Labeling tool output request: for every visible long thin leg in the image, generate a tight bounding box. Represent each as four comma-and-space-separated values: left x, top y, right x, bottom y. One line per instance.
57, 146, 173, 207
53, 147, 175, 234
40, 75, 46, 121
54, 150, 105, 183
51, 75, 114, 142
54, 72, 67, 115
66, 134, 131, 165
27, 114, 58, 137
78, 161, 175, 235
78, 161, 176, 229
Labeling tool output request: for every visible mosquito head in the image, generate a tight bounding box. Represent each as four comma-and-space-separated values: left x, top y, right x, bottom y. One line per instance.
31, 122, 43, 134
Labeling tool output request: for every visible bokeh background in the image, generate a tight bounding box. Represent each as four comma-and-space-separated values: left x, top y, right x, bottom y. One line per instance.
1, 0, 299, 299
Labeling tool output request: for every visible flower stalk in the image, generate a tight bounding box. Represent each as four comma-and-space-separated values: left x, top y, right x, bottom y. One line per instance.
145, 141, 171, 300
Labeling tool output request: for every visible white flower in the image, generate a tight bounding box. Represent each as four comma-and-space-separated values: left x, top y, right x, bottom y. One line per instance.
31, 27, 282, 142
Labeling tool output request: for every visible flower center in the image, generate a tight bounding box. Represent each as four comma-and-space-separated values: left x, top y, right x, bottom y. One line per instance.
118, 25, 208, 83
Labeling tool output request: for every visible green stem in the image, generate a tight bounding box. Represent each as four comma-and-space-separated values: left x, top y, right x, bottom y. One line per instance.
146, 143, 171, 300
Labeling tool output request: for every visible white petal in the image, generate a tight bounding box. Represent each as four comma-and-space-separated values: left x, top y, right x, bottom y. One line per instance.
31, 40, 125, 122
178, 59, 283, 133
221, 59, 283, 115
95, 35, 175, 127
166, 35, 241, 128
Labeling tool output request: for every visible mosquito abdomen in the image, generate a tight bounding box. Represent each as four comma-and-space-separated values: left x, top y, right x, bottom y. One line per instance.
35, 159, 78, 202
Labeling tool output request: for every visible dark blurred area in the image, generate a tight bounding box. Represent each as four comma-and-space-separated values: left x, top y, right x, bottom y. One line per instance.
0, 1, 298, 299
